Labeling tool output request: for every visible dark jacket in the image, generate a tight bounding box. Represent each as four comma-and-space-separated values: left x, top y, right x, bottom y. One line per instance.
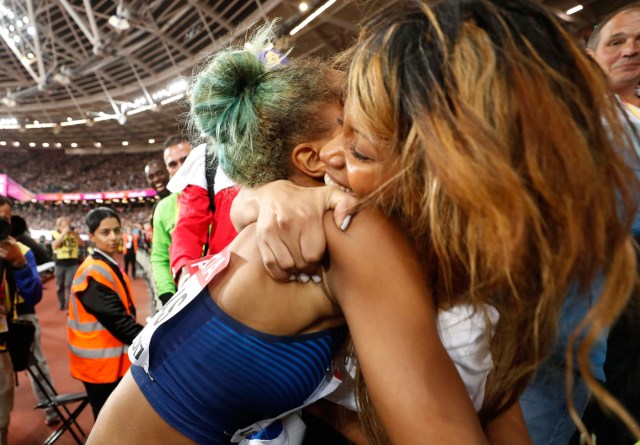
74, 250, 143, 344
1, 244, 43, 348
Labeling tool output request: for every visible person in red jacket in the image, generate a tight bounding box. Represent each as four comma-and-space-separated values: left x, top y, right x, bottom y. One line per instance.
167, 144, 238, 288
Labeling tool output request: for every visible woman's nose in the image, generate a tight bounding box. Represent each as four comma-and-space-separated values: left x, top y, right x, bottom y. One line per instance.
319, 137, 346, 168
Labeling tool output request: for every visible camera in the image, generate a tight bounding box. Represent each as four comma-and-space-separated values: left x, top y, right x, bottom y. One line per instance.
69, 225, 75, 231
0, 217, 11, 241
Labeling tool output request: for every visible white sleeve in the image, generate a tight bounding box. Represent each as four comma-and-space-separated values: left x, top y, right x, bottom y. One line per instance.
437, 304, 499, 411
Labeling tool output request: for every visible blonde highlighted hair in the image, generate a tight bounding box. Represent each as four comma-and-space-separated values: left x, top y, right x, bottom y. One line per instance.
347, 0, 639, 441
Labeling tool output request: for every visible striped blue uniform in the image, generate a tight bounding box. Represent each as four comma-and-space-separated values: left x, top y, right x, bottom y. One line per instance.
131, 287, 347, 445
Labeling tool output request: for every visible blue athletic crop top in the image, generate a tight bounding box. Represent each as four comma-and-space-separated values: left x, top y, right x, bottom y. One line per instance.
131, 287, 347, 445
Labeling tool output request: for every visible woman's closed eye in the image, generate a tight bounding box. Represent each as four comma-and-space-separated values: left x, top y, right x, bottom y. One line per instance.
349, 143, 373, 162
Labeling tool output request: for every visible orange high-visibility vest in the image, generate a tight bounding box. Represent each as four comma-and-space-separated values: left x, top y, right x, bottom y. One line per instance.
68, 255, 135, 383
122, 233, 138, 255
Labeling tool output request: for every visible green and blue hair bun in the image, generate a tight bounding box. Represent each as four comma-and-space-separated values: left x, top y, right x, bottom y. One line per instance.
189, 22, 338, 187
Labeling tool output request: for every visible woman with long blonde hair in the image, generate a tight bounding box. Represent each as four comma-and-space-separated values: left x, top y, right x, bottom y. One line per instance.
234, 0, 640, 442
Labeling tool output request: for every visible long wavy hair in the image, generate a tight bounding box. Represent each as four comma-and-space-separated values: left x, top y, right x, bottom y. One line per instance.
346, 0, 639, 442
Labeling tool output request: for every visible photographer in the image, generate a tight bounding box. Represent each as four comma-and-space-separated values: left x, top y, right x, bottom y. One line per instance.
10, 215, 51, 266
9, 214, 60, 426
0, 196, 43, 444
51, 217, 84, 311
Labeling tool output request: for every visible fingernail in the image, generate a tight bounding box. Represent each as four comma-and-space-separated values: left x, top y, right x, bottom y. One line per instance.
340, 214, 352, 231
299, 273, 310, 283
311, 274, 322, 283
289, 274, 297, 281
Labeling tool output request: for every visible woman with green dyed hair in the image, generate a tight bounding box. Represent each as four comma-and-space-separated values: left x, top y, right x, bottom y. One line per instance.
233, 0, 640, 444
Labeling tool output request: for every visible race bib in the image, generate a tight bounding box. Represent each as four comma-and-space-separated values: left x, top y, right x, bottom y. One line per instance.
129, 250, 231, 372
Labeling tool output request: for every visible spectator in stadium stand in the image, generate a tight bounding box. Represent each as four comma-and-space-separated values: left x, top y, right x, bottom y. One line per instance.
122, 225, 139, 279
0, 196, 43, 442
68, 207, 143, 419
51, 216, 85, 310
147, 137, 192, 305
7, 213, 60, 426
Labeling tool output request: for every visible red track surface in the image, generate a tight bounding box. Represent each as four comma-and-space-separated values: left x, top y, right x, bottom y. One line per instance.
9, 256, 152, 445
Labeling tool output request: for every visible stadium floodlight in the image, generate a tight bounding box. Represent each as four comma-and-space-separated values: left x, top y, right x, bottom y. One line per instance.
108, 14, 130, 31
53, 72, 71, 85
289, 0, 336, 36
566, 4, 583, 15
1, 97, 16, 107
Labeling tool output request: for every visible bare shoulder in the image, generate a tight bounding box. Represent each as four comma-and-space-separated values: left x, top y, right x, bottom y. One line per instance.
325, 206, 411, 246
322, 208, 426, 305
209, 223, 341, 335
323, 207, 418, 265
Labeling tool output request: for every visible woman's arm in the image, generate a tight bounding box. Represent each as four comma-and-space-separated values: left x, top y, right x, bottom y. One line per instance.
305, 399, 532, 445
51, 231, 65, 249
72, 229, 85, 247
484, 402, 532, 445
230, 180, 356, 280
324, 209, 487, 445
151, 196, 178, 304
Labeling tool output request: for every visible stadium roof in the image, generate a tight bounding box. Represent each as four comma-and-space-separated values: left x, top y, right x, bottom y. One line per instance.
0, 0, 627, 155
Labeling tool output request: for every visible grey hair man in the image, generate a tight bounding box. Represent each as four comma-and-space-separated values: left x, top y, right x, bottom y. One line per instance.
587, 4, 640, 107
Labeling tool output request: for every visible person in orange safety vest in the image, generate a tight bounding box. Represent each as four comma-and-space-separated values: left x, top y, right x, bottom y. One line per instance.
68, 207, 143, 419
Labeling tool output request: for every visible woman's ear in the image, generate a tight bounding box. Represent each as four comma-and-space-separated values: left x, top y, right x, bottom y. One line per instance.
291, 142, 325, 179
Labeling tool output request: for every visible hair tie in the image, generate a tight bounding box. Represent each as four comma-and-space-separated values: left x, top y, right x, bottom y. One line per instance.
259, 48, 289, 67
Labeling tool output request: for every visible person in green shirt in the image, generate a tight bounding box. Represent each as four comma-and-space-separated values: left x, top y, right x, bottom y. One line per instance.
146, 138, 192, 306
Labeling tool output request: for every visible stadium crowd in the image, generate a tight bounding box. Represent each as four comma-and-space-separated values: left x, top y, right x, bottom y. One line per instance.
0, 151, 152, 193
12, 202, 154, 232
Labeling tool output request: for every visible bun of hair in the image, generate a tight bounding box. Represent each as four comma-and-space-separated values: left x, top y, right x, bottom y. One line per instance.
190, 22, 335, 187
190, 22, 290, 186
191, 49, 266, 144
